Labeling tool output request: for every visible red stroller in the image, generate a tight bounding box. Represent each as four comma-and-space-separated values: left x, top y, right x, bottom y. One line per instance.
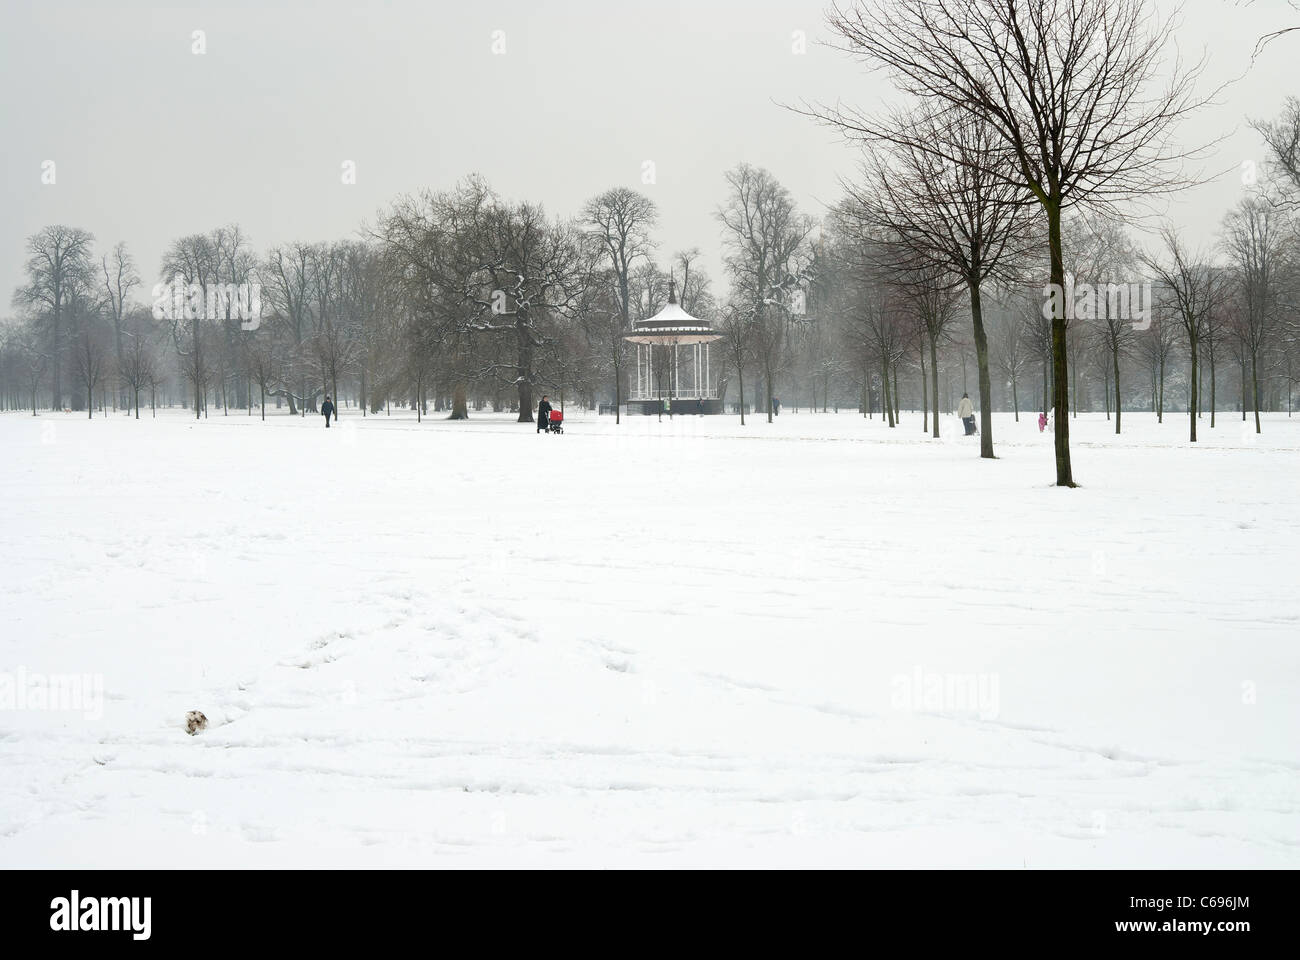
546, 409, 564, 434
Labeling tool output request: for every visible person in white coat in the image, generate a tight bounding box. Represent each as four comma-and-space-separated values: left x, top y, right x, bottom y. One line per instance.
957, 392, 976, 435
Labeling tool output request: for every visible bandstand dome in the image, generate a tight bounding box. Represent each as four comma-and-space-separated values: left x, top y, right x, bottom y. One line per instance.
624, 299, 723, 345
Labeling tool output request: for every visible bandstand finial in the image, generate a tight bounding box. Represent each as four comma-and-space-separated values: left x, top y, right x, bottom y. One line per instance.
668, 269, 678, 305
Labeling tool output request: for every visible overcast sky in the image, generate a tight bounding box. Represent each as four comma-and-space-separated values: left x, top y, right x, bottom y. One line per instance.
2, 0, 1296, 307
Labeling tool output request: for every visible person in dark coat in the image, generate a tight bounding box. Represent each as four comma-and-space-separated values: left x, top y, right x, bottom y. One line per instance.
321, 395, 335, 428
537, 395, 552, 433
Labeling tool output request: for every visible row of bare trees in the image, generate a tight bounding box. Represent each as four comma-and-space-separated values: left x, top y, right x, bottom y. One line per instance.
4, 188, 1297, 434
0, 178, 726, 423
802, 0, 1218, 484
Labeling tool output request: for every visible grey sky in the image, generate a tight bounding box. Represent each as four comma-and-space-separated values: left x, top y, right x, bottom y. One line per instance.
1, 0, 1296, 308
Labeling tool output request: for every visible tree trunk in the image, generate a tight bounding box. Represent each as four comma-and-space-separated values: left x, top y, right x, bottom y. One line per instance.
1157, 355, 1165, 424
52, 296, 62, 411
1251, 351, 1262, 434
1047, 200, 1073, 486
765, 362, 774, 423
969, 281, 994, 458
1188, 334, 1198, 443
1070, 342, 1078, 418
613, 359, 621, 425
450, 382, 469, 419
516, 378, 532, 423
920, 347, 928, 433
929, 332, 940, 438
1113, 344, 1122, 435
882, 358, 894, 427
1209, 352, 1216, 428
737, 365, 746, 426
1012, 375, 1019, 422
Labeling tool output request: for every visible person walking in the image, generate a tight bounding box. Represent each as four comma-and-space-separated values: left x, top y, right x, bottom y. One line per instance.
537, 395, 552, 434
321, 395, 336, 428
958, 392, 975, 435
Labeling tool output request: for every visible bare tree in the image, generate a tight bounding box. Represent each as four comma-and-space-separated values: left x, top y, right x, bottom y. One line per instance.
848, 107, 1031, 455
12, 318, 49, 415
1222, 197, 1286, 433
118, 307, 159, 419
900, 265, 962, 438
1062, 211, 1140, 433
1201, 275, 1230, 429
716, 163, 813, 423
339, 242, 385, 418
160, 232, 218, 418
464, 206, 588, 422
246, 336, 277, 421
719, 303, 753, 425
263, 242, 318, 415
375, 183, 478, 419
1138, 303, 1178, 423
308, 242, 360, 414
1142, 229, 1226, 441
584, 187, 658, 423
993, 294, 1031, 421
101, 242, 140, 411
12, 225, 96, 410
70, 299, 112, 419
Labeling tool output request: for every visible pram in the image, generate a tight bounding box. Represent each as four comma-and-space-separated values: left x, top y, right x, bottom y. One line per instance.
546, 409, 564, 434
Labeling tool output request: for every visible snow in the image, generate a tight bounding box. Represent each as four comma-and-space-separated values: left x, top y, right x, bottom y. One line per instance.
1, 406, 1297, 867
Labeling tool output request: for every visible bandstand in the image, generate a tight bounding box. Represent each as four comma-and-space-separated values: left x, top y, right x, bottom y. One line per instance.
624, 280, 723, 415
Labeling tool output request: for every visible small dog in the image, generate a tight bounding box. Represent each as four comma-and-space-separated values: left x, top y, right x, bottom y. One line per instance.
185, 710, 208, 735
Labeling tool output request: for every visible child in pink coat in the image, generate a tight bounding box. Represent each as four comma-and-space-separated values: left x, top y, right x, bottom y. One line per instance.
1038, 411, 1049, 433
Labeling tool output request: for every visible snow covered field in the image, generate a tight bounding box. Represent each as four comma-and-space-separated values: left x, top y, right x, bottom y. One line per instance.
1, 406, 1297, 868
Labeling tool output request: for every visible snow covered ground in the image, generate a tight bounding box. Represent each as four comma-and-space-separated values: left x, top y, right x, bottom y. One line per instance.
1, 405, 1297, 868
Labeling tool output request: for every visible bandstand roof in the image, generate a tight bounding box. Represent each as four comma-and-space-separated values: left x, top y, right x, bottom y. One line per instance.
624, 280, 722, 345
